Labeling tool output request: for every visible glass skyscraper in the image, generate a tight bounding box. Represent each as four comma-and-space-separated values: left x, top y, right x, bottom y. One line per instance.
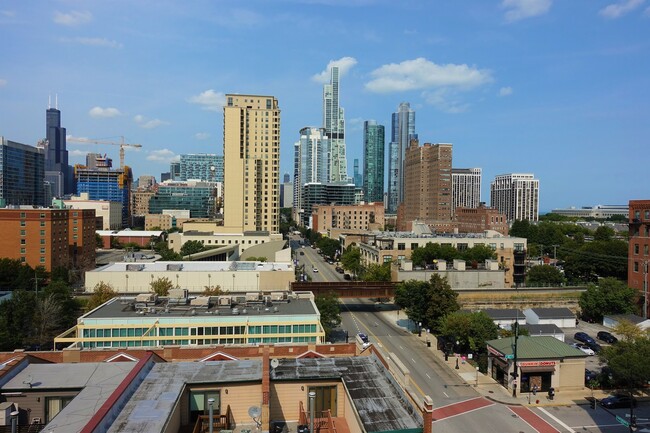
149, 181, 215, 218
0, 138, 45, 206
44, 102, 73, 197
179, 154, 224, 182
323, 66, 348, 182
363, 121, 385, 203
387, 102, 416, 213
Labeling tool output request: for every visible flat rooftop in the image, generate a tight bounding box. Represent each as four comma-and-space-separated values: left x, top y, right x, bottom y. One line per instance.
92, 261, 293, 273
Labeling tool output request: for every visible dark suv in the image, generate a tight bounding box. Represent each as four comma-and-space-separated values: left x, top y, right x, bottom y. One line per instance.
597, 331, 618, 344
574, 332, 596, 345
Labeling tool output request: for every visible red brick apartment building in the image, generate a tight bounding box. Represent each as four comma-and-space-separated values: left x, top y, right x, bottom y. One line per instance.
455, 204, 509, 236
311, 202, 385, 233
0, 208, 96, 272
628, 200, 650, 317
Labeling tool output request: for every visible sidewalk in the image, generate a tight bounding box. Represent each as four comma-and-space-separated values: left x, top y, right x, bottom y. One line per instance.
376, 305, 608, 407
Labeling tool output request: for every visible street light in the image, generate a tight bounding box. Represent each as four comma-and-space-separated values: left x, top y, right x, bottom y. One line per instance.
309, 391, 316, 433
475, 366, 480, 387
208, 398, 215, 433
455, 339, 460, 369
418, 322, 422, 337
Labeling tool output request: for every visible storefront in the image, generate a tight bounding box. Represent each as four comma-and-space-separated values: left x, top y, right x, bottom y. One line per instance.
487, 336, 587, 394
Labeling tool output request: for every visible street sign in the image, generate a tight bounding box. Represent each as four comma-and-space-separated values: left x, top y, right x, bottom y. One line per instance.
505, 354, 514, 359
615, 415, 630, 427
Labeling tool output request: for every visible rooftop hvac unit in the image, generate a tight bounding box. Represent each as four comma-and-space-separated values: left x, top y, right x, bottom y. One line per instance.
136, 293, 158, 303
270, 292, 286, 301
190, 296, 210, 307
246, 292, 261, 302
126, 264, 144, 272
232, 307, 240, 315
218, 296, 231, 306
166, 263, 183, 271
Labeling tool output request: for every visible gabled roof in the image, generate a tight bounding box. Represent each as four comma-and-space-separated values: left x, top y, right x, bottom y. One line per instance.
198, 351, 239, 362
526, 307, 575, 319
487, 336, 585, 359
521, 324, 564, 336
481, 309, 523, 320
296, 350, 324, 359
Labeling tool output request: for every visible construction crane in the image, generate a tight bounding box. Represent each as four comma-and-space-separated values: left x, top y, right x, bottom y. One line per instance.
67, 136, 142, 169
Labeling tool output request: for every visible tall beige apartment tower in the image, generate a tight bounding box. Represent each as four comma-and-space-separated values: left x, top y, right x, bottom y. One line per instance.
223, 94, 280, 233
397, 140, 454, 232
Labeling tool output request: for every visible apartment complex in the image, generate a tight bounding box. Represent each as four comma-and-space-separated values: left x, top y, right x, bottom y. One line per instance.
63, 192, 122, 230
323, 66, 348, 182
302, 183, 356, 228
179, 153, 224, 182
455, 204, 509, 236
223, 94, 280, 233
0, 207, 95, 272
363, 120, 385, 203
490, 173, 540, 222
149, 180, 217, 219
628, 200, 650, 318
397, 141, 453, 232
387, 102, 417, 214
0, 137, 45, 207
311, 202, 384, 234
132, 189, 155, 217
452, 168, 482, 212
293, 127, 329, 223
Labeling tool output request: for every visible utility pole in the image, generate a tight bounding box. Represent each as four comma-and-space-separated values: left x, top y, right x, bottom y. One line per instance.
512, 320, 519, 398
552, 245, 559, 261
644, 260, 648, 320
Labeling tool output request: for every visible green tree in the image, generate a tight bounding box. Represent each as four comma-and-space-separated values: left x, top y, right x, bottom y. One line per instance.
439, 311, 499, 354
578, 277, 637, 322
43, 280, 81, 330
34, 294, 63, 346
340, 245, 362, 277
362, 263, 392, 282
0, 290, 38, 350
563, 239, 628, 283
599, 334, 650, 389
395, 275, 459, 333
150, 277, 175, 296
87, 282, 118, 311
426, 274, 461, 333
526, 265, 565, 287
593, 225, 615, 241
461, 244, 497, 264
316, 237, 340, 259
0, 259, 40, 291
510, 219, 532, 239
202, 285, 223, 296
180, 240, 205, 256
314, 292, 341, 340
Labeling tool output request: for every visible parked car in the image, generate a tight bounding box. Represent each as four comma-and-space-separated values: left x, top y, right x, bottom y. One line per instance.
335, 266, 344, 274
585, 369, 598, 383
597, 331, 618, 344
586, 341, 602, 353
600, 394, 637, 409
572, 343, 595, 356
574, 332, 596, 345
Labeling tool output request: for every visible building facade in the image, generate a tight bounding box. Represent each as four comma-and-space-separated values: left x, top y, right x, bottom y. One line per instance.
149, 180, 217, 219
490, 173, 540, 222
63, 192, 122, 230
43, 102, 73, 197
455, 204, 509, 236
551, 205, 628, 219
397, 141, 453, 232
0, 137, 45, 207
388, 102, 417, 214
301, 183, 355, 228
323, 66, 348, 183
179, 154, 224, 182
132, 190, 155, 217
363, 120, 385, 203
452, 168, 481, 213
293, 127, 329, 223
311, 202, 385, 234
628, 200, 650, 318
223, 94, 280, 233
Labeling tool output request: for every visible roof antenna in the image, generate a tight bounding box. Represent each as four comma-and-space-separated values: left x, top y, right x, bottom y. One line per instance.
55, 93, 58, 110
48, 94, 51, 109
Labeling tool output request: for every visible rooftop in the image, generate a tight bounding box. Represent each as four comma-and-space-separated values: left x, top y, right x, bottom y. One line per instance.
526, 307, 575, 319
487, 336, 586, 359
481, 309, 523, 320
92, 261, 293, 273
521, 324, 565, 336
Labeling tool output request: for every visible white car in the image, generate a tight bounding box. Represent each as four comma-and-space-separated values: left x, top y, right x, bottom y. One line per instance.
572, 343, 595, 356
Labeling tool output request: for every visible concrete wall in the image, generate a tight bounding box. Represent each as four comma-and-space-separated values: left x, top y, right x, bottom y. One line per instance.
558, 358, 586, 391
394, 269, 506, 289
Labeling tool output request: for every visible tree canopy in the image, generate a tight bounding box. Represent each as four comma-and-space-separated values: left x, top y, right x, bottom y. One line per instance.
410, 243, 496, 268
526, 265, 565, 287
394, 274, 459, 333
315, 237, 341, 259
578, 277, 637, 322
150, 277, 175, 296
87, 282, 118, 311
439, 311, 499, 354
314, 291, 341, 340
340, 245, 362, 277
180, 240, 205, 257
361, 263, 392, 282
599, 330, 650, 390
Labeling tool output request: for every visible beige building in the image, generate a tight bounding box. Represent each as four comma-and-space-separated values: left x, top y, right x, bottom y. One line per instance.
223, 94, 280, 234
64, 193, 122, 230
167, 230, 284, 256
84, 261, 295, 293
398, 141, 454, 232
348, 228, 527, 287
132, 190, 155, 217
311, 202, 384, 234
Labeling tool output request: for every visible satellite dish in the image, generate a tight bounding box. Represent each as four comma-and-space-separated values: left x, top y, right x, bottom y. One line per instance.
248, 406, 262, 419
270, 358, 279, 369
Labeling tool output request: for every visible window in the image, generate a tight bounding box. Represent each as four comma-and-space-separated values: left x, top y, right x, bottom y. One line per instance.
20, 239, 26, 245
646, 210, 650, 220
635, 244, 640, 254
45, 396, 75, 423
645, 245, 649, 255
634, 262, 639, 272
20, 212, 26, 218
40, 221, 45, 227
20, 230, 26, 236
20, 248, 25, 254
397, 243, 405, 250
189, 390, 221, 422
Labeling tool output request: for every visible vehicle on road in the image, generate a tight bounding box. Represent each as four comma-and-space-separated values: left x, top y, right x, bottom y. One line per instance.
574, 332, 596, 345
358, 333, 370, 347
597, 331, 618, 344
572, 343, 595, 356
600, 394, 637, 409
299, 251, 304, 255
335, 266, 344, 274
312, 267, 318, 273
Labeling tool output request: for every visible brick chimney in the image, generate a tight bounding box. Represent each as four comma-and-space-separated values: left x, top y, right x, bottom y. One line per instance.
423, 395, 433, 433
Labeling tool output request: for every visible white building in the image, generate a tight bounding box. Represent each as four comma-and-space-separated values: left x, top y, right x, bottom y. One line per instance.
64, 193, 122, 229
452, 168, 482, 212
490, 173, 539, 222
523, 308, 576, 328
550, 205, 628, 219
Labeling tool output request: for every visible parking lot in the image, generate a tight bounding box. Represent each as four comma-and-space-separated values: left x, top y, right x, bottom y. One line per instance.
567, 319, 619, 372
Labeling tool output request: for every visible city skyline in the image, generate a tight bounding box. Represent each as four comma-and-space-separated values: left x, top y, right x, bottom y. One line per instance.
0, 1, 648, 211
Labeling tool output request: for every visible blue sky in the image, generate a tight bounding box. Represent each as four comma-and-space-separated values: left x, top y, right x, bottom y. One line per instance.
1, 0, 648, 212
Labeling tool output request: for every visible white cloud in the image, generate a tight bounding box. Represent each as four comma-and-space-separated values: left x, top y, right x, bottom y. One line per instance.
89, 106, 122, 118
423, 88, 470, 114
499, 86, 513, 96
147, 149, 177, 163
1, 10, 15, 18
53, 10, 92, 26
0, 78, 6, 87
599, 0, 645, 18
195, 132, 210, 140
188, 90, 226, 111
501, 0, 552, 22
69, 149, 89, 157
60, 37, 123, 49
365, 58, 492, 93
134, 114, 168, 129
312, 57, 358, 83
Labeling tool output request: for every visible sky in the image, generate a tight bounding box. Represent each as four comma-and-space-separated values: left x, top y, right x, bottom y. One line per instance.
0, 0, 648, 212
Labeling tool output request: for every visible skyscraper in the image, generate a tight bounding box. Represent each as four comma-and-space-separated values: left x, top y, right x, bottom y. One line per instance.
179, 154, 223, 182
0, 137, 45, 207
223, 94, 280, 233
452, 168, 482, 213
388, 102, 416, 213
353, 159, 363, 188
293, 127, 329, 223
323, 66, 348, 182
490, 173, 540, 222
398, 141, 453, 231
363, 120, 385, 203
44, 99, 72, 197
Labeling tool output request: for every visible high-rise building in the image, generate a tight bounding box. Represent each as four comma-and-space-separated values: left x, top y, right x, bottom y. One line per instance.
301, 183, 355, 228
293, 127, 329, 223
280, 173, 293, 209
490, 173, 540, 222
149, 180, 216, 219
43, 100, 73, 197
75, 155, 133, 227
0, 137, 45, 207
397, 141, 453, 232
170, 162, 181, 181
388, 102, 416, 213
628, 200, 650, 318
323, 66, 347, 182
353, 159, 363, 188
223, 94, 280, 233
179, 154, 223, 182
452, 168, 482, 213
363, 120, 385, 203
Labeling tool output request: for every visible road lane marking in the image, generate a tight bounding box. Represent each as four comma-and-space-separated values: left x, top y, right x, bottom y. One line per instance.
508, 406, 560, 433
426, 373, 431, 379
412, 358, 416, 363
537, 408, 576, 433
443, 392, 449, 398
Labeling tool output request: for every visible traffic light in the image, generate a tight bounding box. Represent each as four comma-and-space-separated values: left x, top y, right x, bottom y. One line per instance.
631, 414, 637, 428
590, 399, 596, 409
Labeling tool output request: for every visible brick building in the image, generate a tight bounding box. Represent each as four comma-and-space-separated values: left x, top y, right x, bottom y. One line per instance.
628, 200, 650, 318
455, 204, 509, 236
311, 202, 384, 234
